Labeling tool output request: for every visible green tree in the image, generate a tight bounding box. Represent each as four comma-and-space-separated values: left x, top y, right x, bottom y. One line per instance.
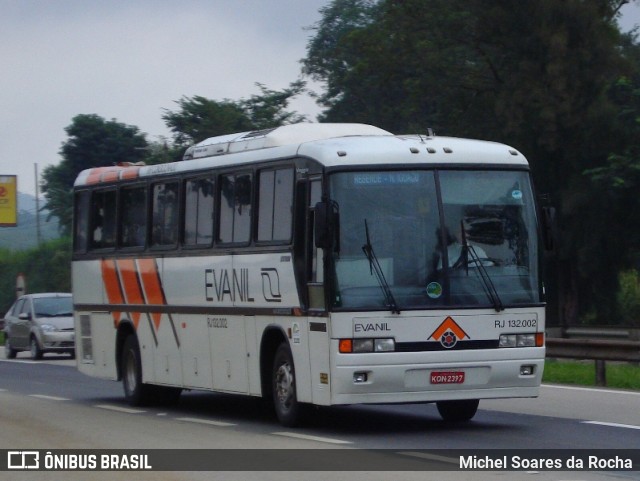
303, 0, 638, 325
162, 81, 306, 146
41, 114, 148, 234
0, 238, 71, 314
143, 138, 184, 165
162, 96, 254, 146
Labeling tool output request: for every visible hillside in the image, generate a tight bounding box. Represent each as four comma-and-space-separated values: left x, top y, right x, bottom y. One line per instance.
0, 192, 60, 250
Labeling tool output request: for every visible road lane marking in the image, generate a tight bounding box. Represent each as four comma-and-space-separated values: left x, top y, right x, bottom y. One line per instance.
0, 359, 38, 364
582, 421, 640, 430
29, 394, 70, 401
176, 417, 236, 427
272, 432, 352, 445
94, 404, 146, 414
543, 384, 640, 397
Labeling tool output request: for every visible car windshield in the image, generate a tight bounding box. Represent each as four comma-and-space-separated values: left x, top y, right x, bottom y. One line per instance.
33, 297, 73, 317
328, 170, 540, 311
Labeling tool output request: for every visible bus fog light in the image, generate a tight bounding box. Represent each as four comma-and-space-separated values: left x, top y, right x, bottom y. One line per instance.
517, 334, 536, 347
353, 372, 368, 383
520, 365, 535, 376
499, 334, 517, 348
353, 339, 374, 353
374, 338, 395, 352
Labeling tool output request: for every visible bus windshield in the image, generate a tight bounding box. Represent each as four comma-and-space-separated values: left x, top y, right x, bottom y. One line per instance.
329, 169, 540, 311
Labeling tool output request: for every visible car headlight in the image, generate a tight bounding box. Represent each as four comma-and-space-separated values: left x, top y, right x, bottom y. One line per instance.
40, 323, 58, 332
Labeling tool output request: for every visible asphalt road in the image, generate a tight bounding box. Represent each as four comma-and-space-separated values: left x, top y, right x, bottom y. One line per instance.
0, 351, 638, 481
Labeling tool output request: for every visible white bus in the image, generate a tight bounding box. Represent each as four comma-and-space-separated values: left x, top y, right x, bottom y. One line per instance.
72, 123, 548, 426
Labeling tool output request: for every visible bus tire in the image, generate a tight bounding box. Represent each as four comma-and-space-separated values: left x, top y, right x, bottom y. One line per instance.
272, 342, 303, 427
436, 399, 479, 422
122, 334, 153, 406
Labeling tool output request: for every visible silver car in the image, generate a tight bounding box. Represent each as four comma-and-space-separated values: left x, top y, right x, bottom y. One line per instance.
3, 293, 75, 359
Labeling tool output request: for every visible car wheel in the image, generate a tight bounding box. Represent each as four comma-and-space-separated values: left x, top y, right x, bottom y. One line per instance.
5, 336, 17, 359
121, 335, 154, 406
30, 336, 43, 360
272, 342, 304, 427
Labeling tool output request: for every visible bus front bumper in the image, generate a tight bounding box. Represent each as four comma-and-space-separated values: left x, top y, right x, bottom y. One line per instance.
330, 350, 544, 405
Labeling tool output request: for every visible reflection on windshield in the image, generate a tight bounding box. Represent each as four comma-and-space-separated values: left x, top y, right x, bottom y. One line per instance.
34, 297, 73, 317
329, 170, 540, 311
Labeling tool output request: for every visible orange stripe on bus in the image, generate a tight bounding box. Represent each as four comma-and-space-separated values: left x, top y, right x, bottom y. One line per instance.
117, 259, 144, 330
86, 167, 117, 185
101, 171, 120, 183
121, 167, 141, 180
137, 258, 165, 330
100, 259, 123, 326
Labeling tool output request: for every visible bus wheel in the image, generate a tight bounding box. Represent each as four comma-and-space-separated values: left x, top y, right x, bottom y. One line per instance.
436, 399, 479, 422
122, 335, 153, 406
272, 343, 303, 427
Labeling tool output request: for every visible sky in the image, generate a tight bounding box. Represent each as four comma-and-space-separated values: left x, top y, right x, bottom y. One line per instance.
1, 0, 640, 198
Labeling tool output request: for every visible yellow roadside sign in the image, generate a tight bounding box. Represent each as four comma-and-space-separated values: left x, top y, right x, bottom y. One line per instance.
0, 175, 18, 227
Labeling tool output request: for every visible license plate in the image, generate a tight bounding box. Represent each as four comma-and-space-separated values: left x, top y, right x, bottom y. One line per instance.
430, 371, 465, 384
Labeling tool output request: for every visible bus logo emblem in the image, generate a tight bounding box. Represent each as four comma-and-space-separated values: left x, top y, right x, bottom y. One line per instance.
429, 316, 469, 349
261, 268, 282, 303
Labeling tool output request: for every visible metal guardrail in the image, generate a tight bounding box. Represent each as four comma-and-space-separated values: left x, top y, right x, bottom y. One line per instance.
545, 338, 640, 386
546, 338, 640, 362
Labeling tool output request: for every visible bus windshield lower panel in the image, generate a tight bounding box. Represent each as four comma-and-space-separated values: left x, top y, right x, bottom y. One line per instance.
328, 169, 540, 311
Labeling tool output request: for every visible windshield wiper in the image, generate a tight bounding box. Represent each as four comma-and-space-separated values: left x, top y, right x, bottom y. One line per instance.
362, 219, 400, 314
460, 222, 504, 312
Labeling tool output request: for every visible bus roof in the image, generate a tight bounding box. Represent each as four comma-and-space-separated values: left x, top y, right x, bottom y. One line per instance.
74, 123, 528, 187
183, 123, 392, 160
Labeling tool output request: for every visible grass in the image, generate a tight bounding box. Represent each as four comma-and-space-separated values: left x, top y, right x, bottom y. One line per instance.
543, 359, 640, 390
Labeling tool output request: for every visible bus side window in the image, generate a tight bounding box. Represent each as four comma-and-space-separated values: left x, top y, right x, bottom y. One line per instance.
219, 173, 253, 244
74, 191, 90, 253
119, 185, 147, 248
307, 179, 325, 310
309, 180, 323, 283
184, 177, 215, 247
89, 189, 116, 249
258, 167, 294, 243
151, 181, 179, 247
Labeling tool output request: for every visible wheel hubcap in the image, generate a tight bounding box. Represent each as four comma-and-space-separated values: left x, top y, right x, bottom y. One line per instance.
275, 362, 294, 410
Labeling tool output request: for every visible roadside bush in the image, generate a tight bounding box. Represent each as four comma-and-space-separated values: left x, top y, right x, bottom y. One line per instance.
0, 238, 71, 314
617, 270, 640, 327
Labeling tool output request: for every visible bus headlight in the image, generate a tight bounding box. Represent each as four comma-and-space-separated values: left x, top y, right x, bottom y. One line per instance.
374, 338, 395, 352
353, 339, 374, 353
339, 338, 395, 353
499, 333, 543, 348
516, 334, 536, 347
499, 334, 517, 348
